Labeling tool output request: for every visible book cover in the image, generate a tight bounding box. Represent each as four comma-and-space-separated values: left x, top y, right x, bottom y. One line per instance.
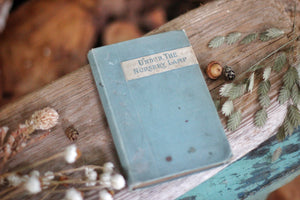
88, 30, 232, 189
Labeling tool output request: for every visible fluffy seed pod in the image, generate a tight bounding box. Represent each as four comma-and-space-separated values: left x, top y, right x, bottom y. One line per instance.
26, 107, 59, 130
206, 61, 223, 79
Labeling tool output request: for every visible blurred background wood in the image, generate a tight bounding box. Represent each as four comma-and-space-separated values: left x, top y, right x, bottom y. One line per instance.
0, 0, 299, 199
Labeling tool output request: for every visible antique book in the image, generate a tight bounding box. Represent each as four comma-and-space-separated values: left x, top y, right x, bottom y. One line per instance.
88, 30, 232, 189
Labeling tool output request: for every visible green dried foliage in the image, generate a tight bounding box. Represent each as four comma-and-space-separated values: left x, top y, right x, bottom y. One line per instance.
228, 84, 247, 100
283, 67, 298, 89
283, 118, 294, 137
226, 32, 242, 45
208, 36, 225, 48
266, 28, 284, 38
273, 52, 287, 72
258, 80, 271, 96
259, 31, 272, 42
276, 126, 286, 141
263, 67, 272, 81
214, 99, 221, 111
222, 100, 234, 116
278, 86, 290, 105
248, 73, 255, 93
220, 83, 234, 97
241, 33, 257, 44
287, 105, 300, 128
259, 94, 271, 108
271, 147, 282, 162
227, 110, 242, 131
254, 109, 268, 127
291, 83, 300, 105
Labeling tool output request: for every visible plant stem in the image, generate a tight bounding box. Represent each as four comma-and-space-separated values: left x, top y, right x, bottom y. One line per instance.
40, 185, 58, 200
54, 165, 103, 176
0, 152, 63, 178
247, 35, 299, 73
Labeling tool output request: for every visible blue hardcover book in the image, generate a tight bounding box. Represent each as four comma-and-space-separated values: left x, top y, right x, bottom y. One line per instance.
88, 30, 232, 189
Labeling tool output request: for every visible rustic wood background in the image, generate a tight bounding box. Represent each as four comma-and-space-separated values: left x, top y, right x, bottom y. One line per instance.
0, 0, 299, 199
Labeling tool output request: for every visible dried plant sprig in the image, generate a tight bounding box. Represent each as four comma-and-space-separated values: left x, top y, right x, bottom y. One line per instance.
0, 107, 59, 170
208, 36, 225, 48
221, 100, 234, 116
226, 32, 241, 45
227, 110, 242, 131
273, 52, 287, 72
220, 83, 234, 97
283, 66, 298, 89
278, 86, 291, 105
254, 108, 268, 127
258, 80, 271, 96
263, 67, 272, 81
241, 33, 258, 44
271, 147, 282, 162
266, 28, 284, 38
228, 84, 247, 100
248, 73, 255, 93
259, 94, 271, 108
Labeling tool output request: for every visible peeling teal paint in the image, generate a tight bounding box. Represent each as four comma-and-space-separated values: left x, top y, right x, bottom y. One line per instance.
178, 129, 300, 200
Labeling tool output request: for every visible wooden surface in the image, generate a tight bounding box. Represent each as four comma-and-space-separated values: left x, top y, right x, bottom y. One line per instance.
178, 129, 300, 200
0, 0, 298, 199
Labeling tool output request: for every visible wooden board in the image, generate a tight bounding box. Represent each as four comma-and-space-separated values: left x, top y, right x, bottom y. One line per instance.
0, 0, 297, 199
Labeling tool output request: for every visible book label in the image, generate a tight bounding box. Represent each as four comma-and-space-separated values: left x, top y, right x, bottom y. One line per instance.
121, 46, 198, 80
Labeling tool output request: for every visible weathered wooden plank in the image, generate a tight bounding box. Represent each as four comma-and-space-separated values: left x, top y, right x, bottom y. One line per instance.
177, 129, 300, 200
0, 0, 297, 199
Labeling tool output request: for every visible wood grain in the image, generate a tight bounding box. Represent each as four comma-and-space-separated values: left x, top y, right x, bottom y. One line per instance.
0, 0, 297, 199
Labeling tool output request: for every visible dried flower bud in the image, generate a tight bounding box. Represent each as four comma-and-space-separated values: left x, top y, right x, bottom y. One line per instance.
100, 173, 111, 188
24, 176, 41, 194
110, 174, 126, 190
64, 188, 83, 200
99, 189, 113, 200
64, 144, 80, 163
27, 107, 59, 130
103, 162, 114, 174
30, 170, 40, 177
85, 167, 98, 187
7, 173, 23, 187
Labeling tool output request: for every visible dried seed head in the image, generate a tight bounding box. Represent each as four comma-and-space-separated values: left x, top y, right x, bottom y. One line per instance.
26, 107, 59, 130
24, 175, 41, 194
64, 188, 83, 200
110, 174, 126, 190
65, 126, 79, 141
99, 189, 113, 200
64, 144, 80, 163
85, 167, 98, 187
103, 162, 114, 174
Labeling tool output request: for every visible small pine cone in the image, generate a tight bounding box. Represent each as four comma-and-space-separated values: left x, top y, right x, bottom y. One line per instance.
224, 65, 236, 81
65, 126, 79, 141
26, 107, 59, 130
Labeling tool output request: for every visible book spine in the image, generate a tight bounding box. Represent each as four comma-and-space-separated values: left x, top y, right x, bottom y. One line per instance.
88, 50, 132, 179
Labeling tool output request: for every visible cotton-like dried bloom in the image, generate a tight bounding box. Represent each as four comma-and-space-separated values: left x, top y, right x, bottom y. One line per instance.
99, 189, 113, 200
27, 107, 59, 130
64, 188, 83, 200
103, 162, 114, 174
110, 174, 125, 190
24, 175, 41, 194
42, 171, 55, 189
64, 144, 80, 163
85, 167, 98, 186
100, 173, 111, 188
6, 173, 23, 187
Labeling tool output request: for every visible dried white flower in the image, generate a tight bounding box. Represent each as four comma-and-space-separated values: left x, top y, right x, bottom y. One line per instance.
103, 162, 114, 174
7, 173, 23, 187
110, 174, 125, 190
24, 176, 41, 194
99, 189, 113, 200
64, 144, 79, 163
100, 173, 111, 188
85, 167, 98, 186
64, 188, 83, 200
27, 107, 59, 130
42, 171, 55, 189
